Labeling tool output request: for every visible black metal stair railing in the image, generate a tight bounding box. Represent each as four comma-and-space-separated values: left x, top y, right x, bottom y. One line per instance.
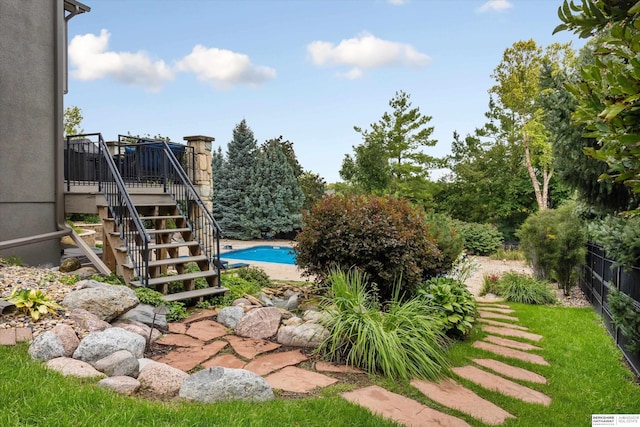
66, 133, 151, 286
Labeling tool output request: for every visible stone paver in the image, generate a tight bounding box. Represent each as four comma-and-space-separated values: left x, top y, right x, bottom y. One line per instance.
481, 325, 543, 342
342, 385, 471, 427
411, 378, 515, 425
224, 335, 280, 359
201, 353, 246, 369
472, 359, 547, 384
476, 303, 510, 309
473, 341, 549, 366
15, 327, 33, 343
185, 320, 228, 341
453, 366, 551, 406
475, 297, 505, 304
0, 328, 16, 345
265, 366, 338, 393
154, 341, 227, 372
155, 333, 204, 347
168, 323, 188, 334
181, 309, 218, 324
315, 361, 364, 374
484, 335, 542, 351
243, 349, 308, 375
476, 306, 515, 314
477, 318, 529, 331
477, 310, 519, 322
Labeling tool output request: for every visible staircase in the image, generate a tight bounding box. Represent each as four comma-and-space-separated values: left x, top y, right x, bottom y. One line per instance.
65, 134, 227, 302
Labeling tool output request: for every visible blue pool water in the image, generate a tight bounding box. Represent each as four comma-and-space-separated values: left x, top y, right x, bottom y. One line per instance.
222, 245, 296, 265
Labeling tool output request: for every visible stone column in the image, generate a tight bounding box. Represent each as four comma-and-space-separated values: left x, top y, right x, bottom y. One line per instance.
183, 135, 214, 212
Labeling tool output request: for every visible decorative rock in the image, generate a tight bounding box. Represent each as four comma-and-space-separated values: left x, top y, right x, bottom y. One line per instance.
73, 327, 146, 362
59, 258, 81, 273
277, 323, 329, 348
302, 310, 329, 324
51, 324, 80, 357
282, 316, 303, 327
72, 267, 99, 280
97, 376, 141, 395
231, 298, 251, 307
47, 357, 106, 378
93, 350, 139, 377
62, 285, 139, 322
235, 307, 281, 339
284, 294, 299, 311
75, 279, 107, 289
259, 293, 274, 307
138, 362, 189, 398
179, 367, 274, 403
28, 331, 65, 361
68, 308, 112, 333
277, 308, 293, 320
112, 319, 161, 344
138, 358, 162, 371
118, 304, 168, 331
216, 306, 244, 329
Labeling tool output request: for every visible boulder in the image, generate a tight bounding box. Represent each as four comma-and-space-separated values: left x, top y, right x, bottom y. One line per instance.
97, 376, 141, 395
75, 279, 108, 289
179, 367, 274, 403
51, 324, 80, 357
235, 307, 281, 339
231, 298, 251, 307
282, 316, 303, 327
138, 358, 163, 371
138, 362, 189, 398
59, 258, 81, 273
93, 350, 139, 377
73, 327, 146, 363
112, 319, 161, 344
302, 310, 330, 324
62, 285, 139, 322
28, 331, 65, 361
68, 308, 112, 333
276, 323, 329, 348
117, 304, 168, 331
216, 306, 244, 329
73, 267, 99, 280
47, 357, 106, 379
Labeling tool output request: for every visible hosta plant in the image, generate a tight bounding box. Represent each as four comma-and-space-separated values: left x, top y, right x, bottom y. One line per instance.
7, 288, 61, 321
418, 277, 477, 338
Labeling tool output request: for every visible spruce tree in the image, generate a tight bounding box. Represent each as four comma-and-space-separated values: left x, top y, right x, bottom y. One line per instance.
216, 120, 258, 239
211, 146, 224, 220
247, 141, 304, 238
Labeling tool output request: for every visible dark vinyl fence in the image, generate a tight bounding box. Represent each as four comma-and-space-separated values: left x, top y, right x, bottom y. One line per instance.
581, 242, 640, 377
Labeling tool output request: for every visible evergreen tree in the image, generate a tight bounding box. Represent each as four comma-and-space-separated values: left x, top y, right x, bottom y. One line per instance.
216, 120, 258, 239
211, 146, 224, 220
247, 141, 304, 238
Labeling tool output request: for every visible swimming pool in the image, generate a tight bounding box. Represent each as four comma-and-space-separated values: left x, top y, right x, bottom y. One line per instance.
221, 245, 296, 265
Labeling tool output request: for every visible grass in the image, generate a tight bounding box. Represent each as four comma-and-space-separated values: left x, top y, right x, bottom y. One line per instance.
0, 302, 638, 426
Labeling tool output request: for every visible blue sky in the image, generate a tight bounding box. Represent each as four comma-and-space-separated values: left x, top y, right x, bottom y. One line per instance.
65, 0, 584, 183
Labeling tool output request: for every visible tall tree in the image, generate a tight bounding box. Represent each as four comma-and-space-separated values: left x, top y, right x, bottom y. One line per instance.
261, 136, 303, 178
556, 0, 640, 212
247, 141, 304, 238
298, 171, 326, 211
63, 106, 83, 136
489, 40, 573, 210
340, 91, 438, 204
211, 146, 224, 220
216, 119, 258, 239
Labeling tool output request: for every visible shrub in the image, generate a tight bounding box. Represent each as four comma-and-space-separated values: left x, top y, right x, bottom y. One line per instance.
496, 272, 557, 305
235, 266, 271, 289
6, 288, 61, 321
316, 268, 450, 380
133, 287, 189, 322
209, 274, 262, 307
589, 215, 640, 271
517, 202, 587, 294
451, 220, 504, 256
608, 287, 640, 354
295, 194, 447, 302
417, 277, 477, 338
424, 212, 464, 272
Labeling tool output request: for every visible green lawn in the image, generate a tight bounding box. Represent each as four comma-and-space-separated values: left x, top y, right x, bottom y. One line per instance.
0, 304, 638, 427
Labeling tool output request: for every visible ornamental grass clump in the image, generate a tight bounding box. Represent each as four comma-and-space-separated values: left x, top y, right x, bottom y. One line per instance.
316, 268, 450, 381
497, 272, 557, 305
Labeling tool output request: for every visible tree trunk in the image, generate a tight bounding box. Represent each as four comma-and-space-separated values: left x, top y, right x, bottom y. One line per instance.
523, 134, 547, 210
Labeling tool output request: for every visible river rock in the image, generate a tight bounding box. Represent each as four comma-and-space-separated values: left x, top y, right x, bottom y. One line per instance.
73, 327, 145, 362
68, 308, 112, 333
112, 319, 161, 344
117, 304, 168, 331
62, 284, 139, 322
93, 349, 139, 377
51, 324, 80, 357
97, 376, 141, 395
59, 258, 81, 273
138, 362, 189, 398
47, 357, 106, 378
276, 323, 329, 348
179, 367, 274, 403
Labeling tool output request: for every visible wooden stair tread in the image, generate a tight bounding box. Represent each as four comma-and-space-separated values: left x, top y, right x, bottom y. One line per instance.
110, 228, 190, 236
160, 286, 229, 302
138, 215, 183, 220
130, 270, 218, 287
116, 240, 200, 252
123, 255, 208, 269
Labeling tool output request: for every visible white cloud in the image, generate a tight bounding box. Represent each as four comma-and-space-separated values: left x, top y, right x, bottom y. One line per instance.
68, 29, 174, 92
337, 68, 364, 80
307, 32, 430, 78
477, 0, 513, 13
176, 45, 276, 90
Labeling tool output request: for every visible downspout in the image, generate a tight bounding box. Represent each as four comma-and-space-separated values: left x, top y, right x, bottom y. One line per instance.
55, 0, 109, 274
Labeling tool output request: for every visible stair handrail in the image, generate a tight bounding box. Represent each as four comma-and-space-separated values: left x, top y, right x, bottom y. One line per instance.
151, 139, 223, 278
89, 133, 151, 286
